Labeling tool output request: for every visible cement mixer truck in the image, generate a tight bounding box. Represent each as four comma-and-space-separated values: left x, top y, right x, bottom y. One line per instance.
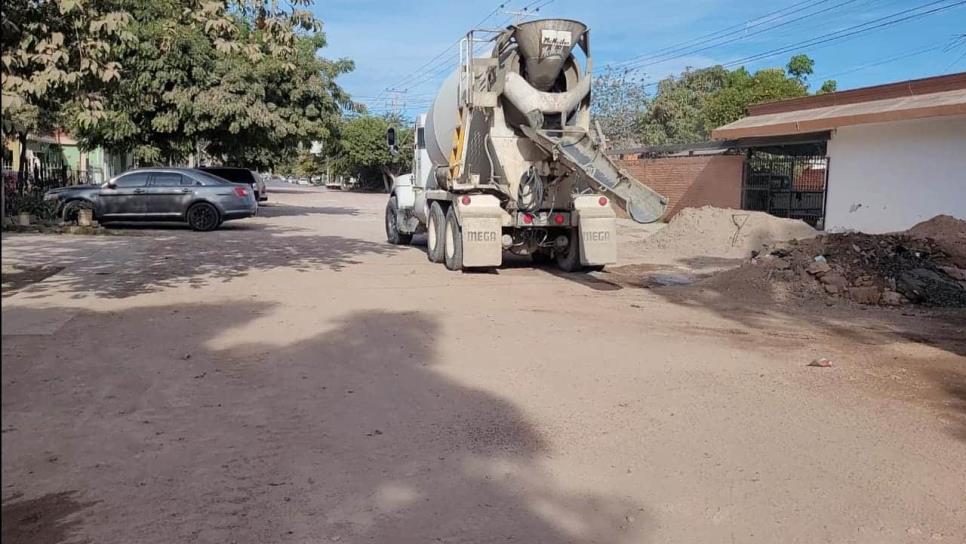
384, 19, 668, 271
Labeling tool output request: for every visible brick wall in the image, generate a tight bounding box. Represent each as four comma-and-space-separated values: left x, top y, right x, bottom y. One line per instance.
611, 154, 744, 220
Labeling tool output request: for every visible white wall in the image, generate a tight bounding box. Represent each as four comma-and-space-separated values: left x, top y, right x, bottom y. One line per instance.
825, 115, 966, 233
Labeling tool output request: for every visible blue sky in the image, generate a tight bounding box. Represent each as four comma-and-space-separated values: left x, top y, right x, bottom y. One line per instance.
312, 0, 966, 116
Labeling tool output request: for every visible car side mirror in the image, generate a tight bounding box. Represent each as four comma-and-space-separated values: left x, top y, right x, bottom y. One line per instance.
105, 181, 116, 189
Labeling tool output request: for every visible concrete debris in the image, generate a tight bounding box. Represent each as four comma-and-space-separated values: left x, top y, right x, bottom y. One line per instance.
848, 286, 882, 305
808, 358, 833, 367
819, 272, 848, 289
806, 261, 831, 275
700, 215, 966, 308
881, 290, 905, 306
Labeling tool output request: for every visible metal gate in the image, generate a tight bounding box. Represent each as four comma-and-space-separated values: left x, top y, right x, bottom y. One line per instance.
743, 151, 828, 228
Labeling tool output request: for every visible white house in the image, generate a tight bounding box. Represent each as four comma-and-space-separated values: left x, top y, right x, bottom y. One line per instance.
713, 73, 966, 233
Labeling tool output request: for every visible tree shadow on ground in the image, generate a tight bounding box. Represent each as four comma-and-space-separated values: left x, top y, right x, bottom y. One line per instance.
2, 225, 403, 299
1, 302, 647, 543
1, 265, 65, 297
1, 491, 97, 544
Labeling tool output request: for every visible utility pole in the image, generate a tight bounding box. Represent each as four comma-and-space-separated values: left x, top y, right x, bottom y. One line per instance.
385, 87, 408, 120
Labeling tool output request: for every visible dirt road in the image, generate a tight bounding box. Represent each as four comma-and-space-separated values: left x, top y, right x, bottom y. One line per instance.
3, 188, 964, 543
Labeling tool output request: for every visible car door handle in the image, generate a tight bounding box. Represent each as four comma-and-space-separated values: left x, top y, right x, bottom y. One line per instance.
133, 189, 145, 194
180, 188, 192, 193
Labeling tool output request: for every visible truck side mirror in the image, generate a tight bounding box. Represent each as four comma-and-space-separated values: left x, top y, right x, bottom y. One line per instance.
386, 127, 398, 155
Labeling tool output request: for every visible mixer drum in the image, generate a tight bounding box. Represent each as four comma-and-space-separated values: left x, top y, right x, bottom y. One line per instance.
424, 71, 460, 168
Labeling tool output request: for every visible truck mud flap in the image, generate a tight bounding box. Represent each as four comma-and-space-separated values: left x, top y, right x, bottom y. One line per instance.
574, 195, 617, 266
457, 195, 503, 267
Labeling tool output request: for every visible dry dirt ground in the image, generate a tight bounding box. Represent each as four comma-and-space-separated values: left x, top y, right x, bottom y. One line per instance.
2, 187, 964, 544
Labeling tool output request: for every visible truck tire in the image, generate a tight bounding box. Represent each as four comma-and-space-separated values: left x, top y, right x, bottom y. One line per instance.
385, 196, 412, 245
531, 250, 553, 266
555, 228, 582, 272
427, 201, 446, 263
443, 206, 463, 271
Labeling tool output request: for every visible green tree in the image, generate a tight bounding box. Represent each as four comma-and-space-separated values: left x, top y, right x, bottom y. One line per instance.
332, 115, 411, 192
818, 79, 838, 94
70, 0, 353, 169
637, 65, 729, 145
786, 54, 815, 83
703, 66, 808, 130
1, 0, 132, 186
616, 55, 821, 146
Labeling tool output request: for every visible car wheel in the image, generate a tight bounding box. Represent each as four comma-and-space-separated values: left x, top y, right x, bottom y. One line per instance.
386, 196, 413, 245
62, 200, 93, 223
186, 202, 221, 231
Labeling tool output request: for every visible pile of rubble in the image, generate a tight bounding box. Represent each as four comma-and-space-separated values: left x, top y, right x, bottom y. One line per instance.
751, 216, 966, 307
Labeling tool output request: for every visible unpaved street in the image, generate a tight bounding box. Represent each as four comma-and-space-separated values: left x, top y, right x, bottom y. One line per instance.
3, 188, 965, 543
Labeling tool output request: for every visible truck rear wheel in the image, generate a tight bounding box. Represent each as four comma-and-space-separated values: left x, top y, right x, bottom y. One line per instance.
555, 228, 582, 272
427, 202, 446, 263
443, 207, 463, 271
385, 196, 412, 245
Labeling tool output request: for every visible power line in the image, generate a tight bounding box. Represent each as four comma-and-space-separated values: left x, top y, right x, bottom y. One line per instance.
811, 41, 949, 81
614, 0, 963, 94
381, 0, 557, 100
717, 0, 965, 70
620, 0, 873, 74
610, 0, 834, 69
380, 1, 512, 95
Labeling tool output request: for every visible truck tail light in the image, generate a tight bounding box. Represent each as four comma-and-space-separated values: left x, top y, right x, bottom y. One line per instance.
553, 214, 565, 225
522, 214, 533, 225
460, 195, 471, 205
234, 186, 249, 197
599, 196, 608, 206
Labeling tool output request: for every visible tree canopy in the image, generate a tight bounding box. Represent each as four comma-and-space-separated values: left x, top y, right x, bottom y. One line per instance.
330, 115, 412, 191
593, 55, 834, 149
2, 0, 354, 171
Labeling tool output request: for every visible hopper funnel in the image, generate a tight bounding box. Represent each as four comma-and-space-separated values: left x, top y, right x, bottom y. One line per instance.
514, 19, 587, 91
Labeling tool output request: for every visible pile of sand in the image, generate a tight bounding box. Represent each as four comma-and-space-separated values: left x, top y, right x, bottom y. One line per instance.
622, 206, 817, 265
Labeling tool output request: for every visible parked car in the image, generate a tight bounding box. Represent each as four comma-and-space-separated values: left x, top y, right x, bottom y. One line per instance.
43, 167, 257, 231
197, 166, 268, 202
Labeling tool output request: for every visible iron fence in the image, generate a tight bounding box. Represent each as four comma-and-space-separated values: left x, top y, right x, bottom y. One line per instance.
743, 152, 828, 229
